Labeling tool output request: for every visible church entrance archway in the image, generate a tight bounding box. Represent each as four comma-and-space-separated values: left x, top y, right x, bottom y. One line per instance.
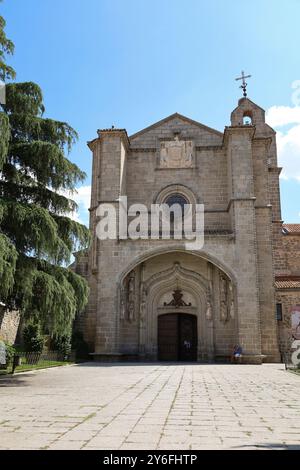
158, 313, 197, 362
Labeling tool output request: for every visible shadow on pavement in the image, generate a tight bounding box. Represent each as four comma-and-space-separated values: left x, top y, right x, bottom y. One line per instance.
232, 443, 300, 450
75, 361, 285, 368
0, 373, 35, 387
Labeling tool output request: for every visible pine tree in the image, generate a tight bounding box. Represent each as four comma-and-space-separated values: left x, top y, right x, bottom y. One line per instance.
0, 11, 90, 338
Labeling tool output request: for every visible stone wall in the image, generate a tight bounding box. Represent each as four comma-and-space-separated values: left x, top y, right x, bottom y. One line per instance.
0, 307, 20, 344
77, 99, 284, 363
275, 230, 300, 357
276, 290, 300, 356
279, 233, 300, 276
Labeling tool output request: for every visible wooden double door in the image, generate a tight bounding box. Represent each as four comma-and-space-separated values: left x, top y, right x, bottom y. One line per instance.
158, 313, 197, 361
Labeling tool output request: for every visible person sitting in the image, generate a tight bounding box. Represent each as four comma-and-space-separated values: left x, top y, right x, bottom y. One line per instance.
231, 344, 243, 363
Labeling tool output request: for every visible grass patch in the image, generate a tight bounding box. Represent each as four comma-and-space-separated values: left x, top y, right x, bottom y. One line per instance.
288, 368, 300, 376
0, 360, 73, 376
286, 368, 300, 375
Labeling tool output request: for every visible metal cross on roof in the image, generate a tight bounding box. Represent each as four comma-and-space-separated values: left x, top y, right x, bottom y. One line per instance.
235, 70, 252, 97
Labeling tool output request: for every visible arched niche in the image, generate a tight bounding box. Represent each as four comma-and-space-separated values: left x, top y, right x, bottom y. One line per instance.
140, 262, 211, 360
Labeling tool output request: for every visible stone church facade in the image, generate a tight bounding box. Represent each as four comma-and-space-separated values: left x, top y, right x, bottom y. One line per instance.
72, 96, 300, 364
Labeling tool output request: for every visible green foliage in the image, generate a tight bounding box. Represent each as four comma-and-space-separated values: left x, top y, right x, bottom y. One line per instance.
4, 81, 44, 115
0, 14, 15, 81
0, 113, 9, 169
23, 323, 44, 353
3, 341, 16, 363
9, 140, 85, 189
51, 334, 72, 358
0, 14, 90, 338
6, 257, 89, 338
8, 113, 77, 152
0, 181, 77, 215
0, 233, 17, 298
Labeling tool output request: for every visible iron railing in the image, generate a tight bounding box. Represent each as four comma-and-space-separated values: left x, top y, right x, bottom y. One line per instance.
2, 350, 75, 374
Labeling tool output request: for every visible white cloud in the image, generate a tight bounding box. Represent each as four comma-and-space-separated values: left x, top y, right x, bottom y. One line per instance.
57, 185, 91, 226
70, 185, 91, 226
266, 105, 300, 127
276, 125, 300, 180
72, 185, 91, 212
266, 106, 300, 181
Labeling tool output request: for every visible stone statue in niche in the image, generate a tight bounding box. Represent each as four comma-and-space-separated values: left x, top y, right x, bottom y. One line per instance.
206, 300, 212, 321
228, 282, 235, 319
160, 142, 168, 166
206, 280, 213, 321
139, 285, 147, 321
159, 137, 194, 169
128, 272, 135, 295
186, 141, 193, 165
128, 302, 135, 322
128, 272, 135, 322
120, 286, 126, 320
220, 274, 229, 323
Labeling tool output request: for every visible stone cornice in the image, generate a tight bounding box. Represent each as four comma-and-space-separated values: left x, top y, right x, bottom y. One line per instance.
130, 147, 157, 153
226, 197, 256, 212
87, 138, 98, 151
196, 145, 224, 151
254, 204, 272, 209
130, 145, 224, 153
222, 125, 256, 147
268, 166, 282, 174
88, 129, 131, 152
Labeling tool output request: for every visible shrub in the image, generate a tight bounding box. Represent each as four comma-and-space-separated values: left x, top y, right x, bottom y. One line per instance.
4, 342, 16, 363
23, 323, 44, 353
0, 342, 16, 367
51, 334, 71, 359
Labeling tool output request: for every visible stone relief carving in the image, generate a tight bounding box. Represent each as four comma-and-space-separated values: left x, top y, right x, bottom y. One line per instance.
140, 285, 147, 321
206, 299, 213, 321
220, 274, 229, 323
163, 289, 192, 307
159, 136, 194, 169
228, 282, 235, 319
128, 272, 135, 322
121, 264, 233, 328
219, 274, 235, 323
120, 286, 126, 320
128, 302, 135, 322
145, 262, 208, 293
206, 275, 213, 322
120, 271, 136, 322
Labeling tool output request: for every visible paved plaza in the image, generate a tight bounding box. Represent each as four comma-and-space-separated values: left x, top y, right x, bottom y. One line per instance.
0, 363, 300, 450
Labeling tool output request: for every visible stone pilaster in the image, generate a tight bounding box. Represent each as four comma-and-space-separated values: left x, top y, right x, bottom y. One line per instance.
88, 129, 130, 355
225, 126, 262, 361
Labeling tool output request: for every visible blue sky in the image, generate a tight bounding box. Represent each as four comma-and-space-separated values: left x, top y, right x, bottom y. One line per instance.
2, 0, 300, 225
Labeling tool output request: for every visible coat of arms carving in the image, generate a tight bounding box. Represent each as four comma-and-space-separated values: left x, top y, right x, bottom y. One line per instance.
159, 136, 194, 168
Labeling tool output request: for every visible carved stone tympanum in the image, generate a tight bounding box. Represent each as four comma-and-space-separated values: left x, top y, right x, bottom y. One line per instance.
164, 289, 192, 307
